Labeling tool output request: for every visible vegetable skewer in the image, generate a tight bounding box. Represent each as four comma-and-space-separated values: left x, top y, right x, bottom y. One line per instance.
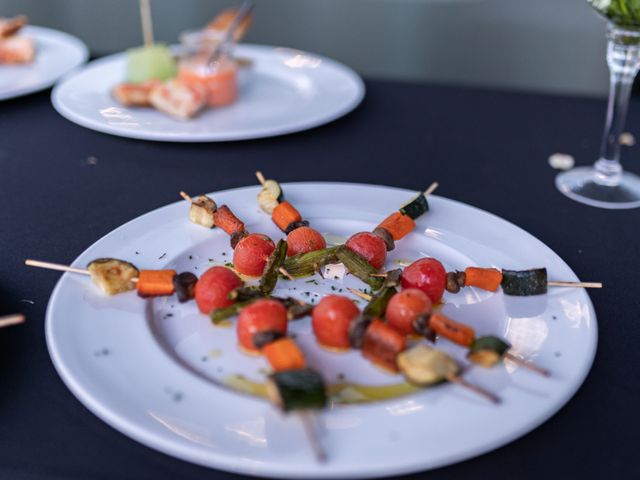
0, 314, 25, 328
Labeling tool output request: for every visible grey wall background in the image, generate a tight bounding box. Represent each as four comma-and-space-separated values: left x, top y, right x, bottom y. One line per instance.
1, 0, 610, 96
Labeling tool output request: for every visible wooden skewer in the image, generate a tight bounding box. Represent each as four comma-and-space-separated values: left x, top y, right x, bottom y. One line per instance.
256, 171, 266, 186
446, 374, 500, 404
25, 259, 139, 282
299, 412, 327, 463
279, 267, 294, 281
347, 288, 372, 301
369, 273, 387, 278
139, 0, 154, 47
547, 281, 602, 289
504, 352, 550, 377
424, 181, 439, 197
25, 259, 90, 276
0, 314, 25, 328
179, 191, 194, 203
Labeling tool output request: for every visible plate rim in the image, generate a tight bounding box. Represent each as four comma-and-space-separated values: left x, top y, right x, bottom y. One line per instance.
50, 44, 366, 142
44, 182, 598, 478
0, 25, 89, 101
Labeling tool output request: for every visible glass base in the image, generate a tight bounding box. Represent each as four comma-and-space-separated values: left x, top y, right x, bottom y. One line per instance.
555, 166, 640, 209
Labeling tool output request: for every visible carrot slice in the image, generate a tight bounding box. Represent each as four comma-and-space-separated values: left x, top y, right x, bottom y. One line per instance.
376, 212, 416, 241
362, 320, 406, 372
429, 313, 475, 347
263, 338, 306, 372
271, 201, 302, 232
213, 205, 245, 235
464, 267, 503, 292
137, 270, 176, 297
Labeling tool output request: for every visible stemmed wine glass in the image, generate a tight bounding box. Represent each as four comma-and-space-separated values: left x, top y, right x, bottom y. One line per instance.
556, 1, 640, 209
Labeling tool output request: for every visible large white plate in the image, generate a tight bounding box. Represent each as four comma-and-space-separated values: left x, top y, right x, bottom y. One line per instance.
50, 45, 364, 142
0, 26, 88, 101
45, 183, 597, 478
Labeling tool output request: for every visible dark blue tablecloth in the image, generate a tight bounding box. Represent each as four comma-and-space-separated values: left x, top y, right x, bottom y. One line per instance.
0, 80, 638, 479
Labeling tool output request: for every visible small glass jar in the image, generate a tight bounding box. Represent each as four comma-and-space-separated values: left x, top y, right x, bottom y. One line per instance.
178, 29, 238, 108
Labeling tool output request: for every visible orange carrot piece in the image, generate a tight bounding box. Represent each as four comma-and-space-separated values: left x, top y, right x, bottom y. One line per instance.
262, 338, 306, 372
464, 267, 503, 292
362, 320, 406, 372
213, 205, 245, 235
377, 212, 416, 241
271, 201, 302, 232
429, 312, 475, 347
137, 270, 176, 297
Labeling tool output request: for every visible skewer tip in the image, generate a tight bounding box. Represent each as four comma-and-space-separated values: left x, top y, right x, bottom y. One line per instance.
424, 182, 439, 197
256, 171, 266, 186
179, 191, 193, 203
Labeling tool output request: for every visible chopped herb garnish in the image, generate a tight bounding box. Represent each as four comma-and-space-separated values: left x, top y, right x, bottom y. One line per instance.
158, 253, 166, 259
188, 255, 193, 260
225, 262, 234, 268
331, 286, 336, 291
334, 275, 339, 280
305, 279, 318, 284
337, 373, 346, 381
222, 252, 227, 256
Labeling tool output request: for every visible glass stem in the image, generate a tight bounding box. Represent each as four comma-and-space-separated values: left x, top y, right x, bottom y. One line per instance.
595, 25, 640, 186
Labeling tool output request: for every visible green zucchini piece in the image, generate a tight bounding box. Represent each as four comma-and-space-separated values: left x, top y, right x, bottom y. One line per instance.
87, 258, 139, 295
283, 246, 339, 277
260, 239, 288, 294
257, 179, 284, 214
468, 336, 511, 368
501, 268, 547, 296
228, 286, 263, 302
266, 368, 327, 412
397, 345, 459, 386
399, 192, 429, 220
335, 245, 384, 291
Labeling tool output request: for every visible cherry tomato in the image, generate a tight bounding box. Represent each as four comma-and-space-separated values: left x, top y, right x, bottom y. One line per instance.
386, 288, 432, 335
194, 266, 243, 314
287, 226, 326, 257
401, 258, 446, 303
237, 299, 288, 353
233, 233, 275, 277
312, 295, 360, 349
345, 232, 387, 269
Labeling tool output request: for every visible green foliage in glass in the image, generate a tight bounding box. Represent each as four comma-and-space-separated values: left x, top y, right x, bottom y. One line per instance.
590, 0, 640, 29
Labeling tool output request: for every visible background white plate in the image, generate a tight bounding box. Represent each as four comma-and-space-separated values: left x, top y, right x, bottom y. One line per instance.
45, 183, 597, 478
0, 26, 88, 101
51, 45, 365, 142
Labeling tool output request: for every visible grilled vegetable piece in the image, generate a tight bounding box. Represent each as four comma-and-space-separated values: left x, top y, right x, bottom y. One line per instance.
283, 246, 339, 277
362, 269, 402, 318
173, 272, 198, 302
401, 257, 447, 303
230, 230, 248, 249
213, 205, 245, 236
445, 271, 465, 293
399, 192, 429, 220
348, 314, 373, 349
188, 195, 217, 228
345, 232, 387, 270
429, 312, 476, 347
362, 320, 406, 373
257, 179, 284, 214
286, 226, 326, 256
195, 266, 243, 314
284, 220, 310, 235
501, 268, 548, 296
272, 201, 302, 232
412, 312, 436, 342
252, 330, 285, 349
373, 226, 395, 251
228, 285, 263, 302
263, 338, 306, 372
266, 368, 327, 411
287, 303, 314, 321
468, 336, 511, 367
335, 245, 384, 291
136, 269, 177, 297
259, 239, 288, 294
464, 267, 503, 292
376, 212, 416, 241
210, 299, 253, 324
87, 258, 139, 295
386, 287, 432, 336
398, 345, 459, 386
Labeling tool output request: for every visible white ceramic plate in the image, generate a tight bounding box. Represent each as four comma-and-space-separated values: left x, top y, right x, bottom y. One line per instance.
45, 183, 596, 478
50, 45, 364, 142
0, 26, 88, 101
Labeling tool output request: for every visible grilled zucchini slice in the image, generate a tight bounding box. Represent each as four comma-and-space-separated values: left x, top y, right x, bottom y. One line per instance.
266, 368, 327, 412
189, 195, 217, 228
399, 193, 429, 220
501, 268, 547, 296
87, 258, 139, 295
257, 179, 284, 215
398, 345, 459, 386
